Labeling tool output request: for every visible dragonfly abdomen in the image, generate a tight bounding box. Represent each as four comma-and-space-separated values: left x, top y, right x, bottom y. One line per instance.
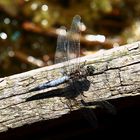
46, 75, 69, 87
28, 76, 69, 92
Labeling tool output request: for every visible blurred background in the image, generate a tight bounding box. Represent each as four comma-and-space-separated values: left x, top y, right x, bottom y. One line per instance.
0, 0, 140, 77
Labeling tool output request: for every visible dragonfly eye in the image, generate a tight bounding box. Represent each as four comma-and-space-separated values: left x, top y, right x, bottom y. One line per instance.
87, 65, 95, 76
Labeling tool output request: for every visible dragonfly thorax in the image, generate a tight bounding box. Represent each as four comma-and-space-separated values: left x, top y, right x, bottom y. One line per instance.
69, 65, 94, 82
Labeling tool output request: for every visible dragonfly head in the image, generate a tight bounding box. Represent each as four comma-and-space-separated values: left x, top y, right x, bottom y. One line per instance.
86, 65, 95, 76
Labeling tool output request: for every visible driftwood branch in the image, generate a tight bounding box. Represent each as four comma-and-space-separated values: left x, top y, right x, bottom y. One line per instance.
0, 41, 140, 132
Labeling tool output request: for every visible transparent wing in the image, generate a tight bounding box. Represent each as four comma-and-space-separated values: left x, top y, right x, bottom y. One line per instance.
67, 15, 81, 60
55, 26, 68, 64
54, 15, 81, 72
67, 15, 81, 70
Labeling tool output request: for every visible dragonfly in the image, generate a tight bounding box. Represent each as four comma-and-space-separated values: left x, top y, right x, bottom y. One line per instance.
27, 15, 116, 124
28, 15, 95, 93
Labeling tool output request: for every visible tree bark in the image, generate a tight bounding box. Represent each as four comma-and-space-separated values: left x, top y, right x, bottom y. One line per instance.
0, 41, 140, 132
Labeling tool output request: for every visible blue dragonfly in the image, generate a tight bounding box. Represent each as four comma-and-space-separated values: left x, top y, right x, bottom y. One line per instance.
27, 15, 116, 119
28, 15, 95, 93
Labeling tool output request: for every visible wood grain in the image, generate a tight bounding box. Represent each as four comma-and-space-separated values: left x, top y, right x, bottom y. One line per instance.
0, 41, 140, 132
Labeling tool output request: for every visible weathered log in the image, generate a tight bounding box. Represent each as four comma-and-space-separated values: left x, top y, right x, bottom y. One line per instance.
0, 41, 140, 132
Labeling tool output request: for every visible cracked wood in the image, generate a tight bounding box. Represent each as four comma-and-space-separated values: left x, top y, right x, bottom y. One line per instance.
0, 41, 140, 132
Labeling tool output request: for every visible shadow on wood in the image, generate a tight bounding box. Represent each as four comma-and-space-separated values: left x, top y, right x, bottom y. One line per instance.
0, 41, 140, 136
0, 95, 140, 139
